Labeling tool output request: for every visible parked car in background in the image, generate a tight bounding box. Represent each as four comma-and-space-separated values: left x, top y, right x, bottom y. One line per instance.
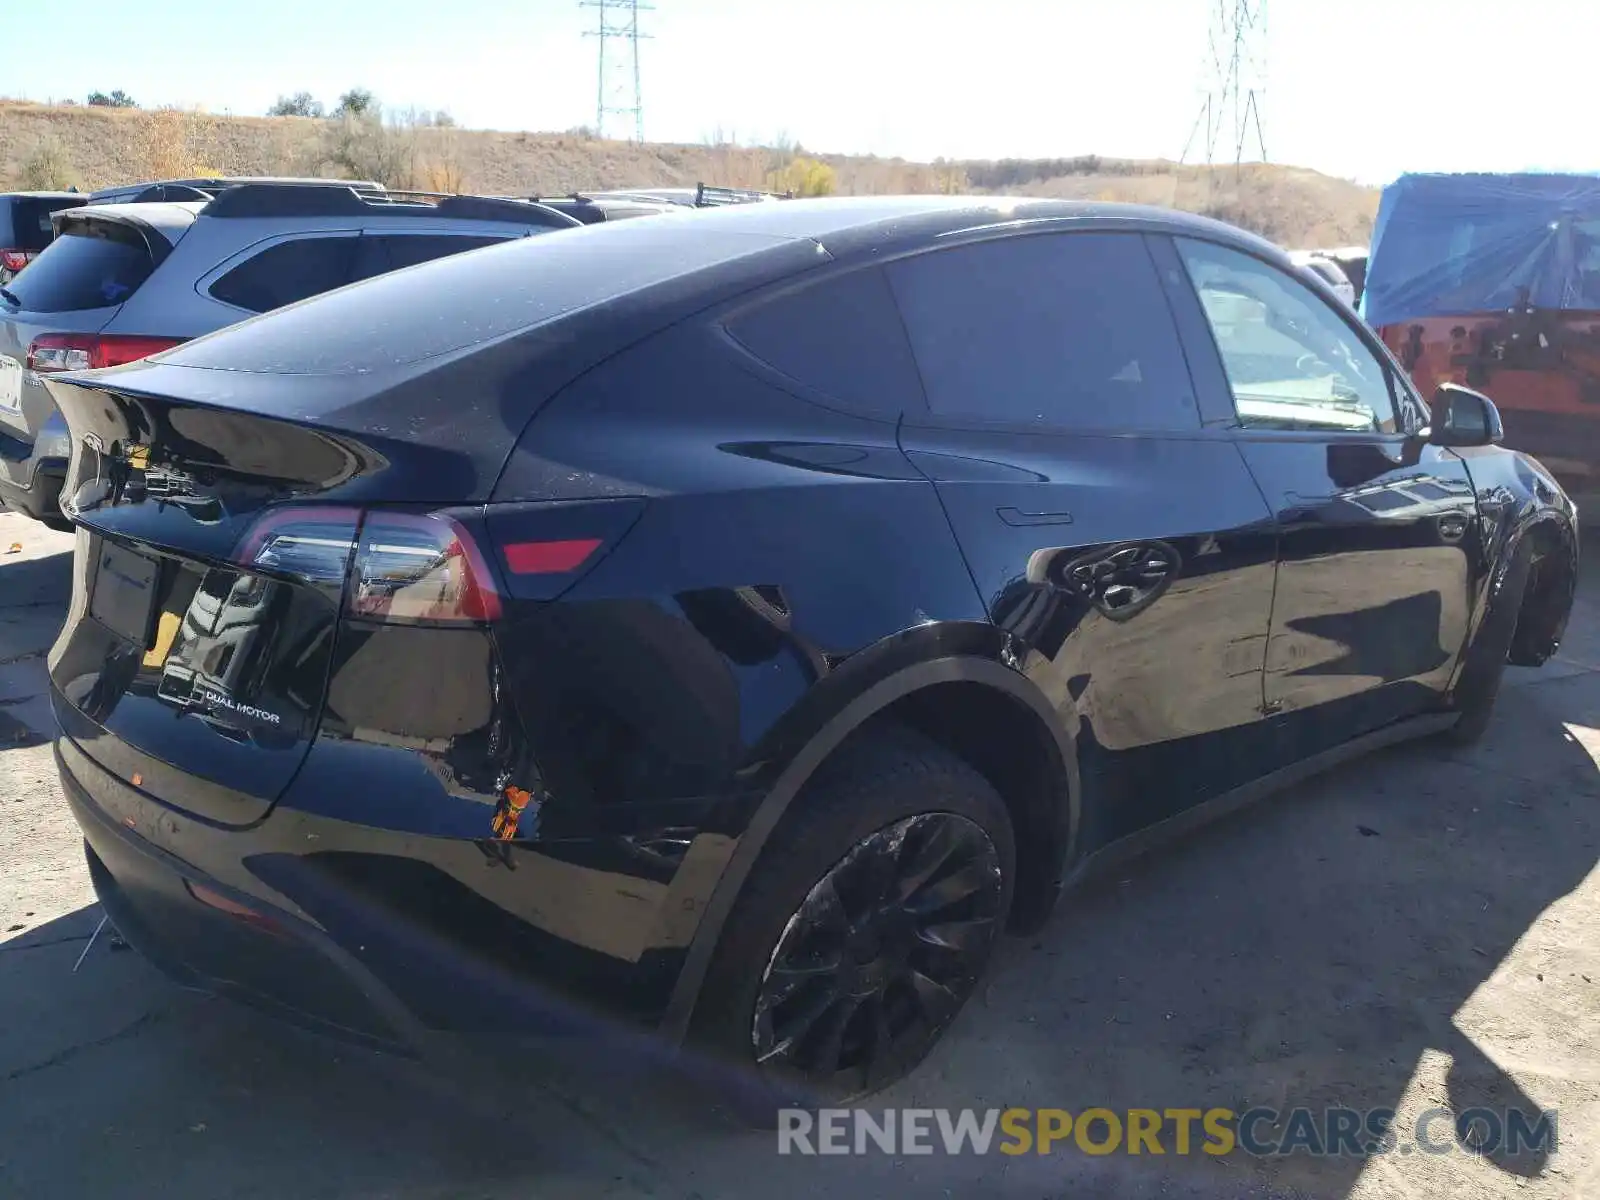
43, 197, 1577, 1118
1320, 245, 1369, 307
0, 183, 577, 526
523, 192, 684, 223
0, 192, 89, 284
1365, 172, 1600, 510
1289, 249, 1357, 307
585, 183, 790, 208
87, 176, 385, 205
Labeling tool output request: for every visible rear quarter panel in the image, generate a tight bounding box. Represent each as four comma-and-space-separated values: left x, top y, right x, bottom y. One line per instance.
489, 317, 992, 817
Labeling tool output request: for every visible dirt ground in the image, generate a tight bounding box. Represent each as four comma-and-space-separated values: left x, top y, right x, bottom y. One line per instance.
2, 508, 1598, 1199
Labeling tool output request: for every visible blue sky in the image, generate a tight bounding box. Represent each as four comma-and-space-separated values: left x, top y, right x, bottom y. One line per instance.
11, 0, 1595, 185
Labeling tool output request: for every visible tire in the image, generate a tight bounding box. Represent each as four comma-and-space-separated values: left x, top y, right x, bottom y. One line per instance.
1442, 541, 1535, 746
690, 724, 1015, 1124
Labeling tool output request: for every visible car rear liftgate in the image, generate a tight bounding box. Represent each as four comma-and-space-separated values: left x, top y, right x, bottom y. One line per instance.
44, 380, 396, 825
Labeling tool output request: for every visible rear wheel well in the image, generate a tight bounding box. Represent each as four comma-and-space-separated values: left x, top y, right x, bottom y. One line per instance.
844, 680, 1071, 931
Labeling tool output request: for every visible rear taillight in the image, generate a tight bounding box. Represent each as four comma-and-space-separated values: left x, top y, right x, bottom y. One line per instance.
237, 506, 363, 587
0, 250, 31, 273
234, 500, 643, 621
235, 507, 503, 626
27, 333, 185, 374
349, 511, 503, 625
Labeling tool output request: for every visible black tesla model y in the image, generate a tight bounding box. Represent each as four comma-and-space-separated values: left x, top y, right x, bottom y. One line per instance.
44, 196, 1578, 1107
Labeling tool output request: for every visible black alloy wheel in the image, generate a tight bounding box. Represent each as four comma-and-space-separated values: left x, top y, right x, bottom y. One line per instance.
750, 811, 1004, 1095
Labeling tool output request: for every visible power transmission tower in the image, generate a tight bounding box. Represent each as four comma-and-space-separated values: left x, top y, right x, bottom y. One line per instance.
1180, 0, 1267, 170
581, 0, 652, 142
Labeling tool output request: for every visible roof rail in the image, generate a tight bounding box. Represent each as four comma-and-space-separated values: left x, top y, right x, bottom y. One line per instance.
694, 182, 790, 206
574, 184, 793, 209
90, 176, 386, 202
201, 183, 581, 228
126, 183, 218, 204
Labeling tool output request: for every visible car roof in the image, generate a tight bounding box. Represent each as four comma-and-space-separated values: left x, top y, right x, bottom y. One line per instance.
147, 194, 1289, 387
89, 176, 385, 200
1, 190, 85, 201
654, 194, 1291, 264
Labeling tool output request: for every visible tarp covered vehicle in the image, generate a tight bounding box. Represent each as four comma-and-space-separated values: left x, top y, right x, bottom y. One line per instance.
1364, 172, 1600, 504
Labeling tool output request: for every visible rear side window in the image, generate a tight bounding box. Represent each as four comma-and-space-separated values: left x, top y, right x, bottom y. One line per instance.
1, 197, 85, 252
723, 266, 921, 418
370, 234, 511, 272
885, 233, 1199, 432
4, 222, 157, 313
209, 236, 358, 313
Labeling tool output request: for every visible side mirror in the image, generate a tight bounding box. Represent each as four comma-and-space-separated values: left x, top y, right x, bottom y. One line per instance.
1428, 382, 1504, 447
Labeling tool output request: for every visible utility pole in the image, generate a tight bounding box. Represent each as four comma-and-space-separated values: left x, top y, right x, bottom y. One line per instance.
581, 0, 652, 142
1180, 0, 1267, 171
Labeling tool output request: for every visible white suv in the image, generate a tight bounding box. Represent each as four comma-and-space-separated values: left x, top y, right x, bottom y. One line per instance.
1288, 249, 1358, 308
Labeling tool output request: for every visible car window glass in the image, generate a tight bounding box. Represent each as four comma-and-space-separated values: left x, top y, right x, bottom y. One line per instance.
724, 266, 921, 419
4, 223, 156, 313
347, 235, 391, 285
2, 197, 85, 252
1177, 238, 1399, 433
373, 234, 511, 272
884, 233, 1198, 432
209, 236, 358, 313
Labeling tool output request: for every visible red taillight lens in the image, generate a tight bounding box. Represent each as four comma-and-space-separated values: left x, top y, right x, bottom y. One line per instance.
235, 506, 500, 624
502, 538, 602, 574
0, 250, 31, 273
27, 333, 184, 374
235, 502, 634, 622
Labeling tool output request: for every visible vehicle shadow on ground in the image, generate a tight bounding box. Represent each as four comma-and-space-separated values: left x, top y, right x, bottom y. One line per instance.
0, 548, 73, 746
910, 667, 1600, 1197
2, 557, 1598, 1199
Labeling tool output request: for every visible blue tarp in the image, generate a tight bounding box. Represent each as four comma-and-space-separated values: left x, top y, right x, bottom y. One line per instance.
1361, 172, 1600, 328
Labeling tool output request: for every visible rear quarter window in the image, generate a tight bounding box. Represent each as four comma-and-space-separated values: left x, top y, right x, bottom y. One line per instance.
209, 236, 358, 313
4, 222, 157, 313
368, 233, 513, 272
722, 266, 922, 419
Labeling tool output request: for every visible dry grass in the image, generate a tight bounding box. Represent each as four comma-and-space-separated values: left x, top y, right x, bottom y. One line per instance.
0, 101, 1377, 247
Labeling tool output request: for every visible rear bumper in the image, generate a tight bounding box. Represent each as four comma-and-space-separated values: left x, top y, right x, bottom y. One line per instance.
0, 449, 65, 523
0, 410, 69, 522
56, 732, 710, 1065
63, 742, 428, 1053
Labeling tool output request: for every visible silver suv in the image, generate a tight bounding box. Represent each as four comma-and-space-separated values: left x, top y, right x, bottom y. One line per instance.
0, 184, 578, 525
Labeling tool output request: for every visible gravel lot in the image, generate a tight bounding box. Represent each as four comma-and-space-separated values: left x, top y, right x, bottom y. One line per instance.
2, 509, 1598, 1199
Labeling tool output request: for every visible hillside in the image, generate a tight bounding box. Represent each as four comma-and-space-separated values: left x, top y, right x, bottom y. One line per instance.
0, 101, 1378, 248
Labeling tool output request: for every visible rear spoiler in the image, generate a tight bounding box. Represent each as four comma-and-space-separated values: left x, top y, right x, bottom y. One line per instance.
52, 208, 181, 269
